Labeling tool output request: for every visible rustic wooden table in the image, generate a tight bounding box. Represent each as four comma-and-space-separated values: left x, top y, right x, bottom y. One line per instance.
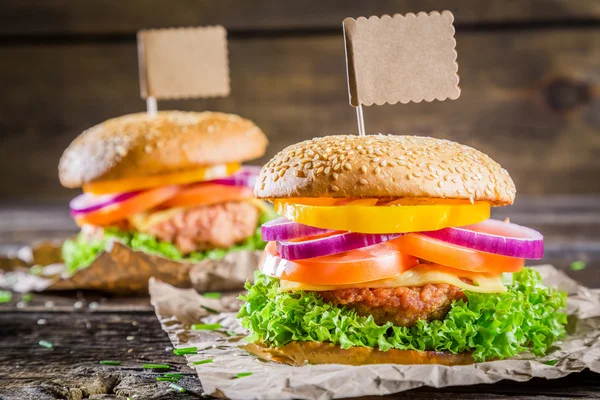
1, 197, 599, 399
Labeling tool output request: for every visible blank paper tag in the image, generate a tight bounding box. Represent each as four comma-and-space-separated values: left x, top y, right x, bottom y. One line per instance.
137, 26, 230, 100
343, 11, 460, 106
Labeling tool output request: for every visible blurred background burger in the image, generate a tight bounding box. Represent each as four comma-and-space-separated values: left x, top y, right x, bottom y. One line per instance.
58, 110, 274, 273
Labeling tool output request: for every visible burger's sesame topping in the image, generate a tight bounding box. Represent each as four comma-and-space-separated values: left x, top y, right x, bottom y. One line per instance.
257, 134, 515, 204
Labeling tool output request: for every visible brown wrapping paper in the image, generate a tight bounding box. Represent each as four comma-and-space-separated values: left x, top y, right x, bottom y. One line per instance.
0, 239, 260, 294
150, 265, 600, 399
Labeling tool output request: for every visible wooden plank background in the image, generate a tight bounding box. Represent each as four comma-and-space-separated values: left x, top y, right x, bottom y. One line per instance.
0, 0, 599, 200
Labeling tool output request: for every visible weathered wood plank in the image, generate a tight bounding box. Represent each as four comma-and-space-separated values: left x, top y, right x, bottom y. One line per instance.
1, 311, 599, 399
0, 312, 204, 399
0, 0, 599, 36
1, 30, 599, 199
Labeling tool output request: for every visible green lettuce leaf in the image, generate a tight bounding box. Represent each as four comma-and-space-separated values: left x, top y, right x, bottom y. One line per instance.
62, 210, 275, 275
237, 268, 567, 362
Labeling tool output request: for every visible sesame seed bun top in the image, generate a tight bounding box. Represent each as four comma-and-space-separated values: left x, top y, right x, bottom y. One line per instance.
59, 111, 268, 188
255, 135, 516, 206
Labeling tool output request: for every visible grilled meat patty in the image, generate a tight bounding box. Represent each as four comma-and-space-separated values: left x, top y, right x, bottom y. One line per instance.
146, 201, 259, 253
317, 284, 466, 327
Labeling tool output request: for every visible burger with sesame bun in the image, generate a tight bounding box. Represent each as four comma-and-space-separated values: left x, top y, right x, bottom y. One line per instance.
59, 111, 275, 274
237, 134, 566, 365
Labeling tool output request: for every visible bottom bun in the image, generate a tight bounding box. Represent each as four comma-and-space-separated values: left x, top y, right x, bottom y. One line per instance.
244, 341, 474, 366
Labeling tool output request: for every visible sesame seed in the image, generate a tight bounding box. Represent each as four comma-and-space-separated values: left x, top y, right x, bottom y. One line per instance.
361, 166, 367, 173
331, 185, 340, 192
316, 167, 324, 175
296, 170, 306, 178
343, 163, 352, 170
324, 167, 331, 174
380, 160, 388, 167
334, 164, 341, 171
359, 178, 368, 185
374, 167, 381, 174
332, 172, 339, 180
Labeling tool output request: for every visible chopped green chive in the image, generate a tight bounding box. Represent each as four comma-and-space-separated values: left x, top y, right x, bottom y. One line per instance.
38, 340, 54, 349
157, 377, 179, 382
142, 363, 170, 369
0, 290, 12, 304
173, 347, 198, 356
191, 323, 221, 331
201, 305, 219, 314
236, 372, 253, 378
99, 360, 121, 365
202, 292, 221, 299
225, 331, 238, 336
163, 373, 184, 378
22, 293, 33, 302
169, 383, 186, 393
570, 261, 587, 271
192, 359, 213, 365
29, 265, 43, 276
543, 359, 559, 366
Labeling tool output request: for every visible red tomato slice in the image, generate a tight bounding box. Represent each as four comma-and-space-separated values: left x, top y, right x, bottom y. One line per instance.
160, 183, 253, 208
389, 234, 524, 274
75, 185, 180, 226
259, 241, 419, 286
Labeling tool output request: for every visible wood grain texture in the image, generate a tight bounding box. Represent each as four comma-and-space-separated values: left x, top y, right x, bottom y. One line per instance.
1, 30, 599, 199
0, 0, 599, 35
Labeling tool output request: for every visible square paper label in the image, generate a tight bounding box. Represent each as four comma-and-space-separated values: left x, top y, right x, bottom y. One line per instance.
343, 11, 460, 106
138, 26, 230, 100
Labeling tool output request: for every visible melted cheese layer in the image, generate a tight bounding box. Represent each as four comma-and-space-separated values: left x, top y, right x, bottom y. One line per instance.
279, 264, 507, 293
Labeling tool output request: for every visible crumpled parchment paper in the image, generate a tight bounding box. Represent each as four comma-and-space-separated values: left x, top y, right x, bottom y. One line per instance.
0, 239, 260, 294
149, 265, 600, 400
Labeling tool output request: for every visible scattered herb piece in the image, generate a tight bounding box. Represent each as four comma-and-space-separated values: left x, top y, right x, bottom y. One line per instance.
0, 291, 12, 304
543, 360, 559, 366
192, 359, 213, 365
142, 363, 170, 369
201, 305, 219, 314
169, 383, 186, 393
29, 265, 43, 276
163, 373, 184, 379
38, 340, 54, 349
570, 261, 587, 271
236, 372, 253, 378
22, 293, 33, 302
191, 323, 221, 331
157, 377, 179, 382
99, 360, 121, 365
225, 331, 237, 336
202, 292, 221, 299
173, 347, 198, 356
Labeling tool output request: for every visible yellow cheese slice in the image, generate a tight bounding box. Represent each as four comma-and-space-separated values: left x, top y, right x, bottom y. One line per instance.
279, 264, 507, 293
